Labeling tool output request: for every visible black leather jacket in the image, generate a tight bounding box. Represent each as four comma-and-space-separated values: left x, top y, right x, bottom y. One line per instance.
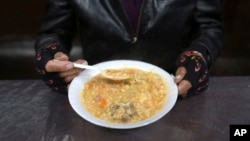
35, 0, 223, 72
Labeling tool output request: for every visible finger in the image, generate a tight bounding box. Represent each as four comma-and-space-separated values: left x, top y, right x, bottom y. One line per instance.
59, 59, 88, 77
177, 80, 192, 96
59, 67, 82, 77
65, 59, 88, 92
74, 59, 88, 65
174, 66, 187, 84
54, 52, 69, 61
64, 73, 79, 83
45, 60, 73, 72
174, 75, 183, 84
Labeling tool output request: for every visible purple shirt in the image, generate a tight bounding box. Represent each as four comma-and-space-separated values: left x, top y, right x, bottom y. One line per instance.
122, 0, 142, 32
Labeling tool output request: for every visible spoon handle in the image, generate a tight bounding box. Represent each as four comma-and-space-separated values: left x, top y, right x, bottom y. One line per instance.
73, 63, 129, 80
73, 63, 97, 70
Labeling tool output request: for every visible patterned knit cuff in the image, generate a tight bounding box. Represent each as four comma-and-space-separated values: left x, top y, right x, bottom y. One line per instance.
183, 45, 212, 67
35, 42, 69, 94
176, 51, 209, 96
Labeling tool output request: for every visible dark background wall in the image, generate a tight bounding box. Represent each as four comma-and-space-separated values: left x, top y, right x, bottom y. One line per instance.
213, 0, 250, 75
0, 0, 250, 79
0, 0, 44, 38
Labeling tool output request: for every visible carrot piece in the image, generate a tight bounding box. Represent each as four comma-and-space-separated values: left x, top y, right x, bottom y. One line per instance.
98, 85, 106, 91
99, 98, 107, 108
152, 97, 158, 104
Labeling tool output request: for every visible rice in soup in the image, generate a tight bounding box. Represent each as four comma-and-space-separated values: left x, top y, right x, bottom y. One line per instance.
81, 68, 169, 123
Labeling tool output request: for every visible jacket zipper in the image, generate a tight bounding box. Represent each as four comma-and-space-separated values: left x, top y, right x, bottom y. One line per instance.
132, 0, 145, 44
120, 0, 145, 43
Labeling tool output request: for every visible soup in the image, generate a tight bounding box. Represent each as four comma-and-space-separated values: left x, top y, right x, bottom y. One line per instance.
81, 68, 169, 123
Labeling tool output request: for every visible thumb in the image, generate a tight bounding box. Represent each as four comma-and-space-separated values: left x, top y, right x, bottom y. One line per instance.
54, 52, 69, 61
45, 52, 72, 72
45, 60, 73, 72
174, 66, 186, 84
175, 66, 192, 96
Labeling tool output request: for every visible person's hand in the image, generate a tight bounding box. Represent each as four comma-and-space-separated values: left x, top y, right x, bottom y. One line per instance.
174, 66, 192, 97
175, 51, 209, 98
45, 52, 87, 84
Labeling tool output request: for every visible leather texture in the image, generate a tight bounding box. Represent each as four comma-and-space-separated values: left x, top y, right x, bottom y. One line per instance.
35, 0, 223, 72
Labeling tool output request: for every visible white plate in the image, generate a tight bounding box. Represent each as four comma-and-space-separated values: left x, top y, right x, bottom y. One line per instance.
68, 60, 178, 129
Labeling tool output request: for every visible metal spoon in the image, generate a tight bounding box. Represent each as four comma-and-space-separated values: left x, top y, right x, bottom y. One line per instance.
73, 63, 130, 80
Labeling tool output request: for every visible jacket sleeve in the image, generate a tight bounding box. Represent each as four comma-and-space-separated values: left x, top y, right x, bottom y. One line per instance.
186, 0, 223, 66
175, 0, 223, 97
34, 0, 77, 94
